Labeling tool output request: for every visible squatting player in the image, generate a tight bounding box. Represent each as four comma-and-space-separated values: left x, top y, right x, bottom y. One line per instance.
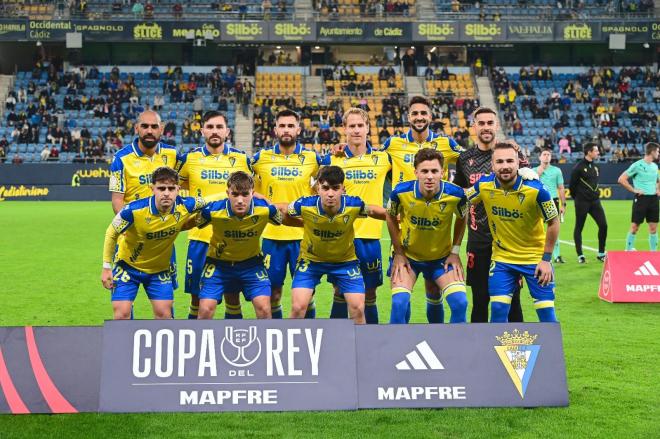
286, 166, 386, 324
618, 142, 660, 251
196, 172, 285, 320
381, 95, 463, 322
251, 109, 323, 319
178, 110, 251, 319
387, 148, 469, 324
454, 107, 525, 323
466, 143, 560, 322
100, 167, 205, 319
327, 108, 391, 324
536, 148, 567, 263
108, 110, 180, 313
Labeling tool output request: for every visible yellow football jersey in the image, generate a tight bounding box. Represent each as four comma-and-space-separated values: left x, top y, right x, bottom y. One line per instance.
251, 143, 323, 241
198, 198, 283, 262
466, 174, 558, 264
388, 180, 468, 262
112, 195, 205, 273
179, 145, 252, 243
109, 140, 179, 202
329, 145, 391, 239
288, 195, 368, 263
381, 130, 463, 184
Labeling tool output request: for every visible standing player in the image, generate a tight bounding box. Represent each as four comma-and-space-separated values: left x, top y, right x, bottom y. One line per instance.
381, 96, 463, 322
251, 109, 323, 319
466, 143, 560, 322
196, 172, 284, 320
569, 143, 608, 263
387, 148, 468, 324
100, 167, 205, 319
178, 110, 251, 319
109, 110, 179, 213
618, 142, 660, 251
536, 148, 567, 263
453, 107, 524, 323
286, 166, 386, 324
327, 108, 391, 324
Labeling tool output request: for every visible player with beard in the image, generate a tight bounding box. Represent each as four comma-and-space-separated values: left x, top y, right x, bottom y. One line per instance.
109, 110, 180, 316
454, 107, 527, 323
251, 109, 324, 319
177, 110, 251, 319
466, 143, 560, 323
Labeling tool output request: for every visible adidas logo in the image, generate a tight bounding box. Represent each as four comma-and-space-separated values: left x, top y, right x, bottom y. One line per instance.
634, 261, 659, 276
395, 341, 445, 371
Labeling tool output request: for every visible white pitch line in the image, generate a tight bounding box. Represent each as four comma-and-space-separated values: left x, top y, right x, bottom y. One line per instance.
559, 239, 598, 253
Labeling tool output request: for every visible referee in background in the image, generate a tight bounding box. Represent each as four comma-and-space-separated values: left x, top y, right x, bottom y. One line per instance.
617, 142, 660, 251
569, 142, 608, 263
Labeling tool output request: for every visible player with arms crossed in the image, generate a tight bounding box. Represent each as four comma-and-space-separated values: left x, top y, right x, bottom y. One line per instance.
196, 172, 286, 319
618, 142, 660, 251
387, 148, 469, 324
178, 110, 251, 319
454, 107, 526, 322
285, 166, 386, 324
251, 109, 324, 319
327, 108, 391, 323
536, 148, 567, 263
101, 167, 205, 319
466, 143, 560, 322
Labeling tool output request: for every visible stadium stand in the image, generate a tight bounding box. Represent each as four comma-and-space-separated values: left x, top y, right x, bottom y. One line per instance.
73, 0, 295, 20
314, 0, 416, 19
2, 63, 248, 163
491, 66, 660, 163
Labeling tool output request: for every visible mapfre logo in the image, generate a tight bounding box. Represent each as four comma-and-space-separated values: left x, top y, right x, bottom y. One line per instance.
395, 341, 445, 371
220, 326, 262, 368
634, 261, 659, 276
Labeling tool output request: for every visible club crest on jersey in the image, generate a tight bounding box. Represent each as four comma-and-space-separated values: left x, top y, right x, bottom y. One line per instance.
490, 191, 495, 199
145, 216, 152, 224
372, 155, 379, 165
518, 194, 526, 205
161, 155, 168, 165
430, 141, 438, 149
174, 212, 181, 222
439, 202, 447, 212
251, 216, 259, 224
229, 157, 236, 167
298, 154, 306, 165
343, 215, 350, 224
409, 201, 416, 208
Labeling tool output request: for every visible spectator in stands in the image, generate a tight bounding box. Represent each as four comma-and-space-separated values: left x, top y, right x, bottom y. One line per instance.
558, 137, 571, 154
402, 49, 416, 76
132, 1, 144, 18
12, 154, 23, 164
40, 145, 51, 161
512, 119, 523, 135
173, 2, 183, 18
49, 145, 60, 161
144, 1, 154, 18
153, 94, 164, 111
5, 93, 16, 111
262, 0, 272, 19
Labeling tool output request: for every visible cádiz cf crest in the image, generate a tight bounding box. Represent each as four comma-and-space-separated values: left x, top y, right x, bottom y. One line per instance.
494, 329, 540, 398
229, 157, 236, 167
173, 212, 181, 223
298, 154, 306, 165
343, 215, 350, 224
517, 194, 526, 205
161, 155, 168, 165
372, 155, 379, 166
439, 202, 447, 212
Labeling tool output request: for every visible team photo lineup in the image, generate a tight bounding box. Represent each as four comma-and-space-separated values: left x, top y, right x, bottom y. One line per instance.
102, 97, 578, 325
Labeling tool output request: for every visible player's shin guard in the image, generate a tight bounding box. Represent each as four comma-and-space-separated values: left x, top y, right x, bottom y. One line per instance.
490, 295, 513, 323
364, 297, 378, 324
305, 299, 316, 319
626, 231, 636, 251
390, 287, 411, 324
425, 293, 444, 324
534, 300, 558, 322
330, 295, 348, 319
188, 305, 199, 320
443, 282, 467, 323
271, 299, 283, 319
224, 303, 243, 319
650, 233, 658, 251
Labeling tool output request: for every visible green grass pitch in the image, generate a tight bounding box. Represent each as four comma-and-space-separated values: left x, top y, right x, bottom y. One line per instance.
0, 200, 659, 438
